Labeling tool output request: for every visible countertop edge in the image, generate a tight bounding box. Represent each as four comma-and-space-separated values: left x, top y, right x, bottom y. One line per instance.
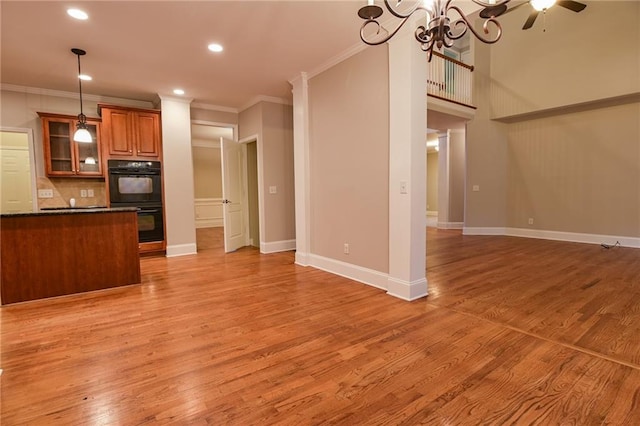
1, 207, 139, 218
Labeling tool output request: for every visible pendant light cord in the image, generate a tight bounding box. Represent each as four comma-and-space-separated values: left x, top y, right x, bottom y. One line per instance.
76, 52, 85, 120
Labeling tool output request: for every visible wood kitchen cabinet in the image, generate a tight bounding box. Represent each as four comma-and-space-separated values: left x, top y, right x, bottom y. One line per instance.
38, 112, 103, 177
99, 104, 162, 159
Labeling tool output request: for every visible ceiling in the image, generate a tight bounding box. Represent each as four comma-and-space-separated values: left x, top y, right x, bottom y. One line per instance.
0, 1, 368, 110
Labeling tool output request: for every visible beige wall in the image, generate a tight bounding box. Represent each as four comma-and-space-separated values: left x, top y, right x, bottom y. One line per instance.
238, 101, 295, 244
261, 102, 295, 242
506, 102, 640, 236
490, 1, 640, 118
238, 103, 262, 139
427, 152, 438, 212
308, 46, 390, 273
465, 41, 509, 228
466, 1, 640, 237
192, 145, 222, 199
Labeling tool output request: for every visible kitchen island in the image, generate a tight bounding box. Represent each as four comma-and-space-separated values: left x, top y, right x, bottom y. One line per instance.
0, 207, 140, 305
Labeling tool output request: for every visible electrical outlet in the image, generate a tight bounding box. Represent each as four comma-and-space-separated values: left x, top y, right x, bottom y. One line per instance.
80, 190, 88, 198
87, 189, 94, 197
528, 218, 534, 225
343, 243, 349, 254
472, 185, 480, 192
269, 186, 277, 194
38, 189, 53, 198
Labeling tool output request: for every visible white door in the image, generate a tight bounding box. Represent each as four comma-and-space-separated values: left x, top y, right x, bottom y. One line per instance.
221, 137, 246, 252
0, 132, 33, 214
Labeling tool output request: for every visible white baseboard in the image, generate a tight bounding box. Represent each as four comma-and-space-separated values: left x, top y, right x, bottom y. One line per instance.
166, 243, 198, 257
387, 277, 428, 301
307, 254, 389, 291
295, 251, 310, 266
261, 239, 296, 254
505, 227, 640, 248
463, 226, 640, 249
437, 221, 464, 229
463, 227, 506, 235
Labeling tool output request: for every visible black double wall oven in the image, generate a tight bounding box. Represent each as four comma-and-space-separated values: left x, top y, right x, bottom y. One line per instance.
108, 160, 164, 243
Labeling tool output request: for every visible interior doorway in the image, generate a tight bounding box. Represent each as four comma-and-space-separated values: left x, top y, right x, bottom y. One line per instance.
0, 128, 37, 214
190, 122, 263, 253
246, 141, 259, 248
191, 122, 233, 251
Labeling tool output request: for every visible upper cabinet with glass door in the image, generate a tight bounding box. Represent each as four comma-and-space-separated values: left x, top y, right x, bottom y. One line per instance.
38, 112, 103, 177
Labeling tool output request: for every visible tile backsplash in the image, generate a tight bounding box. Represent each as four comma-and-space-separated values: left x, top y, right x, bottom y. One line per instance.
37, 177, 107, 208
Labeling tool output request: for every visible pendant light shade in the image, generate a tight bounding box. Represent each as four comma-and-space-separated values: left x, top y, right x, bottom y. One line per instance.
71, 48, 92, 143
74, 123, 92, 143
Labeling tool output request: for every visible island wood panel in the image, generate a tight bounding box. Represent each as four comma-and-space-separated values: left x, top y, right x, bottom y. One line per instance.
0, 211, 141, 304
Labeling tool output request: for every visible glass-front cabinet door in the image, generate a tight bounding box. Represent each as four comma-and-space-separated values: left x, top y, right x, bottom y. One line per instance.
75, 123, 101, 175
38, 112, 103, 177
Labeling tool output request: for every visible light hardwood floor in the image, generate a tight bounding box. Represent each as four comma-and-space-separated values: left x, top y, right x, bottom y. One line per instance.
1, 227, 639, 424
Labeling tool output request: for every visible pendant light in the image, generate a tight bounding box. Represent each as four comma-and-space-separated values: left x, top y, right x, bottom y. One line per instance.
71, 48, 92, 143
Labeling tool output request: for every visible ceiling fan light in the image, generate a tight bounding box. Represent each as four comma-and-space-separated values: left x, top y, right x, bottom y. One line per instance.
531, 0, 556, 11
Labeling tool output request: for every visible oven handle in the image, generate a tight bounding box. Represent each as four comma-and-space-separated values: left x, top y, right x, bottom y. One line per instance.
109, 169, 161, 176
137, 208, 160, 214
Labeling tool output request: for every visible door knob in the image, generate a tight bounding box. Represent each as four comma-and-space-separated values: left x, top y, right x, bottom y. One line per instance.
222, 199, 231, 204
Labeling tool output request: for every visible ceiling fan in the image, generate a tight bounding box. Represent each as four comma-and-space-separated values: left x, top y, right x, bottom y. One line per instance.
479, 0, 587, 30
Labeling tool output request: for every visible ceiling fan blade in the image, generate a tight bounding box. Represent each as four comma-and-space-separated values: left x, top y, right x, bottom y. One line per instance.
522, 10, 539, 30
556, 0, 587, 12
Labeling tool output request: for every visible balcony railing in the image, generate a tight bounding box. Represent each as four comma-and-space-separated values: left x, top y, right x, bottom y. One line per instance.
427, 51, 475, 108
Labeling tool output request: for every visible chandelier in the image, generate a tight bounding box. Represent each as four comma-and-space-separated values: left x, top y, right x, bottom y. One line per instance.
357, 0, 511, 61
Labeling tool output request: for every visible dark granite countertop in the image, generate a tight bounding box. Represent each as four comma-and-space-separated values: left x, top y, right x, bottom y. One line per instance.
1, 206, 138, 218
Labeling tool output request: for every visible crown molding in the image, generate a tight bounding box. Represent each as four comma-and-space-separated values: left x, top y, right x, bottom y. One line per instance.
0, 83, 154, 108
239, 95, 292, 113
190, 102, 238, 114
305, 42, 369, 81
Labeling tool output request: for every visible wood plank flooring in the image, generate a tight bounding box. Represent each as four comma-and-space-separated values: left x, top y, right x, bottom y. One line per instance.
1, 227, 639, 424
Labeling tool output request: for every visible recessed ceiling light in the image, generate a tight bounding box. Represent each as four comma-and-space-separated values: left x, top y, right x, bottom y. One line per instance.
67, 9, 88, 20
207, 43, 223, 53
173, 89, 185, 95
79, 74, 92, 81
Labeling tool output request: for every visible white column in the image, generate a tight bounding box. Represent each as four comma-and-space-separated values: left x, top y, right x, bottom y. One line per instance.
437, 131, 450, 228
159, 95, 197, 257
387, 23, 428, 300
290, 72, 311, 266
